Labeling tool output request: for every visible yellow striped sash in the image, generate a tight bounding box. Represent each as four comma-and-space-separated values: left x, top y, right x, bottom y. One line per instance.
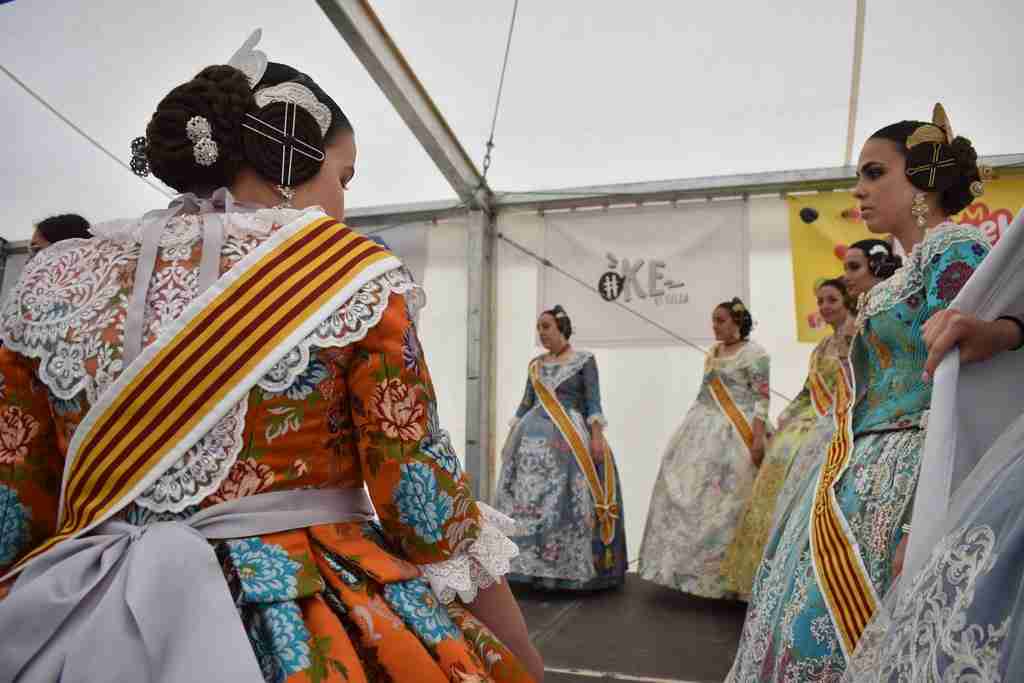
708, 375, 755, 453
529, 361, 619, 545
9, 213, 397, 576
809, 360, 878, 657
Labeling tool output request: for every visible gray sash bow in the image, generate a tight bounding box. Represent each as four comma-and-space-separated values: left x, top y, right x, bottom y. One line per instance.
0, 488, 375, 682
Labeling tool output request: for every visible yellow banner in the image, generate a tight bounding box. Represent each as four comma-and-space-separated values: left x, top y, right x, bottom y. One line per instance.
788, 193, 874, 343
788, 174, 1024, 342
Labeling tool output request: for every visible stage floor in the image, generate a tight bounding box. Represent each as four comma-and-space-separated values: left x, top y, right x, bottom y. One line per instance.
515, 573, 747, 683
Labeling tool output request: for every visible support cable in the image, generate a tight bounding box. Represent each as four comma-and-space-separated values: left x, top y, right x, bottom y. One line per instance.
480, 0, 520, 182
1, 64, 174, 199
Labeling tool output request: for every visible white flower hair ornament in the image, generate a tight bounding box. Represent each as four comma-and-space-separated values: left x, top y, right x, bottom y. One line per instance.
186, 116, 218, 167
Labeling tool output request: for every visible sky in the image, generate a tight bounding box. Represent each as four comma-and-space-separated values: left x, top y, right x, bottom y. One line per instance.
2, 0, 1023, 241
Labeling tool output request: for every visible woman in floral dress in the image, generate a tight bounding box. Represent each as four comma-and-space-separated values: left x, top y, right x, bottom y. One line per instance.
639, 298, 770, 599
722, 278, 854, 598
728, 105, 990, 682
496, 306, 627, 591
0, 32, 541, 683
842, 212, 1024, 683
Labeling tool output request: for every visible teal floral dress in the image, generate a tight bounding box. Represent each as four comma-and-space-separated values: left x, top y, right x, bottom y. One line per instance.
727, 224, 990, 682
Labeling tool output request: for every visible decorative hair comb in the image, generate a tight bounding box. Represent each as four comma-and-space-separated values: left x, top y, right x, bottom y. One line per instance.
228, 29, 269, 89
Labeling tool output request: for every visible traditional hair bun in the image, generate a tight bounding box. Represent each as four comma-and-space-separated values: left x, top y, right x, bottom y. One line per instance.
719, 297, 754, 340
544, 305, 573, 340
242, 99, 325, 187
850, 238, 902, 279
942, 135, 982, 214
145, 65, 254, 192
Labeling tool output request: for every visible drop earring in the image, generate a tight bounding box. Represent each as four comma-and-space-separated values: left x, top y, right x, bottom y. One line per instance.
275, 184, 295, 209
911, 193, 929, 228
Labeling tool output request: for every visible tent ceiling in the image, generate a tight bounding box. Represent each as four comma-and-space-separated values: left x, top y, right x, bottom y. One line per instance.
3, 0, 1023, 241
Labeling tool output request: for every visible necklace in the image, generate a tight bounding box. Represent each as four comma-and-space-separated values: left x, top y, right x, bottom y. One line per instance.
548, 343, 572, 362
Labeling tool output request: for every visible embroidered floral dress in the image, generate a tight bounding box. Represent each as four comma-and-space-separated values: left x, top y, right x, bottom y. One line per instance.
721, 330, 850, 598
728, 224, 989, 683
639, 340, 771, 599
495, 351, 627, 591
0, 209, 532, 683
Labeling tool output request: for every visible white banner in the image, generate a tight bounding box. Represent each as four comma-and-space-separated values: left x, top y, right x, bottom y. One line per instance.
540, 200, 749, 346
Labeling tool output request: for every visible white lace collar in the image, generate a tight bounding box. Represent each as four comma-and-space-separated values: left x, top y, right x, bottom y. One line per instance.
535, 350, 594, 390
856, 222, 987, 327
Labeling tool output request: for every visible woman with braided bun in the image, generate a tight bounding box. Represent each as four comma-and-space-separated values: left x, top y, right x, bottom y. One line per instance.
728, 105, 990, 682
843, 238, 903, 301
0, 31, 541, 682
495, 305, 628, 591
638, 297, 771, 599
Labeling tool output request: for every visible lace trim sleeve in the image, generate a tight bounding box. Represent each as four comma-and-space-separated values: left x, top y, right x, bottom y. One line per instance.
419, 502, 520, 604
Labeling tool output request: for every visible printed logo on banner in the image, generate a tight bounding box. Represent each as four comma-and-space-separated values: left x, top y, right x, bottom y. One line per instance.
597, 253, 689, 306
957, 202, 1015, 245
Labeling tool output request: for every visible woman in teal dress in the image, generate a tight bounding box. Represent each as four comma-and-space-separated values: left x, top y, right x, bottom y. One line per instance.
728, 105, 991, 682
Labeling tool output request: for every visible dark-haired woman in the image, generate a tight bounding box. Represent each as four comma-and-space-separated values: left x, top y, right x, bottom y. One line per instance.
843, 238, 902, 302
495, 306, 627, 591
638, 298, 770, 599
722, 279, 855, 598
0, 32, 541, 682
29, 213, 91, 256
728, 105, 990, 682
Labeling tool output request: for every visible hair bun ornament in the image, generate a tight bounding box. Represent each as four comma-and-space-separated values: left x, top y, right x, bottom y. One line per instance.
242, 82, 330, 187
971, 164, 994, 198
186, 116, 219, 167
228, 29, 269, 89
905, 103, 961, 193
129, 136, 150, 177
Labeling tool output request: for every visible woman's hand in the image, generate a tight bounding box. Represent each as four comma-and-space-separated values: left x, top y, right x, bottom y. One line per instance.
922, 309, 1022, 381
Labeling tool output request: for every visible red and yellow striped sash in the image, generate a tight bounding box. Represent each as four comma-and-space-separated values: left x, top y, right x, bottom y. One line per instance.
529, 361, 618, 544
809, 360, 878, 657
11, 214, 396, 575
807, 347, 837, 418
708, 375, 755, 453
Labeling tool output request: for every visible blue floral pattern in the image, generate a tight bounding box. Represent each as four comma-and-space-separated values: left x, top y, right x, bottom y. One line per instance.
252, 602, 313, 681
279, 358, 329, 401
384, 578, 461, 646
226, 537, 302, 603
246, 612, 282, 683
0, 484, 32, 566
395, 462, 453, 544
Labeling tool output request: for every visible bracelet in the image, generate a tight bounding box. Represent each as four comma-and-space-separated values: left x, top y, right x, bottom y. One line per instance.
996, 316, 1024, 351
901, 523, 912, 534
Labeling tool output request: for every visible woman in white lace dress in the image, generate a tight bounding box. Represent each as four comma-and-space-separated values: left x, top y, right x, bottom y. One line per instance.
639, 298, 771, 599
496, 306, 627, 591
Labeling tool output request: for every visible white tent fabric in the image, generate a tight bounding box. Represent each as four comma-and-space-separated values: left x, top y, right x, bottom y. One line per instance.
4, 1, 1024, 241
